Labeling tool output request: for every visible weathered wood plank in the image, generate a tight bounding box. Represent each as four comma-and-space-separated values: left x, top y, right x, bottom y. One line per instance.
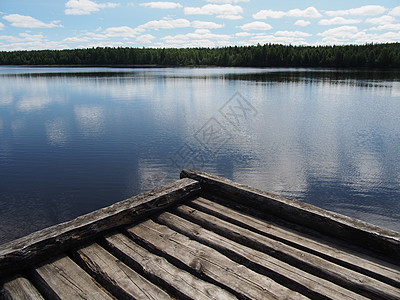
157, 211, 368, 300
0, 178, 200, 278
31, 256, 114, 299
1, 276, 44, 300
190, 196, 400, 287
75, 243, 170, 300
175, 204, 400, 300
180, 169, 400, 262
126, 219, 309, 300
104, 233, 236, 300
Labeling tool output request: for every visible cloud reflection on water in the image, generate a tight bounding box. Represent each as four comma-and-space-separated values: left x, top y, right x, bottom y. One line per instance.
46, 118, 69, 145
0, 67, 400, 245
74, 105, 105, 137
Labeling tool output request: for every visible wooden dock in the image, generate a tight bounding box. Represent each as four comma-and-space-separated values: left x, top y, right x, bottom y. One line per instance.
1, 169, 399, 299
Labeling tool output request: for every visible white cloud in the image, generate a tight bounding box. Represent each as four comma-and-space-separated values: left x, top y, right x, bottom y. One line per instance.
0, 22, 4, 30
156, 38, 231, 48
253, 10, 285, 19
84, 32, 108, 40
317, 25, 360, 43
159, 29, 232, 47
78, 41, 124, 48
0, 35, 22, 43
103, 26, 142, 38
206, 0, 248, 3
216, 14, 243, 20
318, 17, 361, 26
389, 6, 400, 16
139, 18, 191, 30
162, 29, 231, 41
63, 36, 90, 43
1, 40, 67, 50
65, 0, 119, 15
294, 20, 310, 27
371, 31, 400, 43
184, 4, 243, 19
140, 2, 182, 9
325, 5, 387, 17
319, 30, 400, 45
253, 7, 322, 19
318, 25, 358, 37
0, 35, 69, 50
275, 30, 311, 37
0, 33, 51, 48
366, 15, 395, 25
373, 31, 400, 43
136, 34, 155, 43
191, 21, 224, 29
287, 7, 322, 18
239, 21, 272, 31
3, 14, 61, 28
249, 34, 309, 45
19, 33, 46, 41
369, 23, 400, 31
235, 32, 253, 37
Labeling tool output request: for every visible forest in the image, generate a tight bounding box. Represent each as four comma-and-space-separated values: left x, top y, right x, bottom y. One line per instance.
0, 43, 400, 68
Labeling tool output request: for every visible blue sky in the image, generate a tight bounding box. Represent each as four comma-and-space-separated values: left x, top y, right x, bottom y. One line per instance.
1, 0, 400, 50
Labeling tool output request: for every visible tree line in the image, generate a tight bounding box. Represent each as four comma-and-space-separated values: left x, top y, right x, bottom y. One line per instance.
1, 43, 400, 68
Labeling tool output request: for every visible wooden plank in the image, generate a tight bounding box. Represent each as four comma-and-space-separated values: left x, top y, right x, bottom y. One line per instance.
175, 204, 400, 300
190, 196, 400, 287
180, 169, 400, 261
1, 276, 44, 300
31, 256, 115, 300
0, 178, 200, 278
157, 211, 368, 300
75, 243, 170, 300
104, 233, 236, 300
126, 219, 308, 300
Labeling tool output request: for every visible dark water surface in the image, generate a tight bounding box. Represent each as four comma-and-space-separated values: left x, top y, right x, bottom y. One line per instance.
1, 66, 399, 244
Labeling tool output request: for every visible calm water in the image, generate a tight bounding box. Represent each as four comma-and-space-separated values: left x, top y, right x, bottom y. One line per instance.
1, 66, 400, 244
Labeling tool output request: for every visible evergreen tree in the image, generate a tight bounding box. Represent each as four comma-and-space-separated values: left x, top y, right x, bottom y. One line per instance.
1, 43, 399, 68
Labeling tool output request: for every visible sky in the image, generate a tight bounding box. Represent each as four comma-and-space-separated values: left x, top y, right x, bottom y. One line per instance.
1, 0, 400, 50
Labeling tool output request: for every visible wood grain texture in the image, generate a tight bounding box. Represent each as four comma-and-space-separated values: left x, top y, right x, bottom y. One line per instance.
31, 256, 114, 300
105, 233, 236, 300
0, 178, 200, 278
157, 211, 368, 300
175, 204, 400, 300
126, 219, 308, 300
75, 243, 170, 300
180, 169, 400, 262
189, 196, 400, 287
1, 276, 44, 300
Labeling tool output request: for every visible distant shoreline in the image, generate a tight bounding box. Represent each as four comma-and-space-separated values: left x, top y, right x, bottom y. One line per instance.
1, 43, 400, 68
1, 65, 400, 72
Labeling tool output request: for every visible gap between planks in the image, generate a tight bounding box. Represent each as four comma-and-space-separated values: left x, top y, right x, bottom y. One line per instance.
172, 201, 400, 300
103, 232, 237, 300
188, 196, 400, 288
125, 219, 309, 300
156, 210, 367, 300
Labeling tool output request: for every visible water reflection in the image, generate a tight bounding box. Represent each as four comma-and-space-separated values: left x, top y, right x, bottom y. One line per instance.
0, 95, 12, 106
46, 118, 69, 146
0, 67, 399, 244
223, 69, 400, 86
18, 96, 54, 112
74, 106, 105, 137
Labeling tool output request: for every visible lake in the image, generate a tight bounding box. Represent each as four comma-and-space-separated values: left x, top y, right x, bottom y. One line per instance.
1, 66, 400, 244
